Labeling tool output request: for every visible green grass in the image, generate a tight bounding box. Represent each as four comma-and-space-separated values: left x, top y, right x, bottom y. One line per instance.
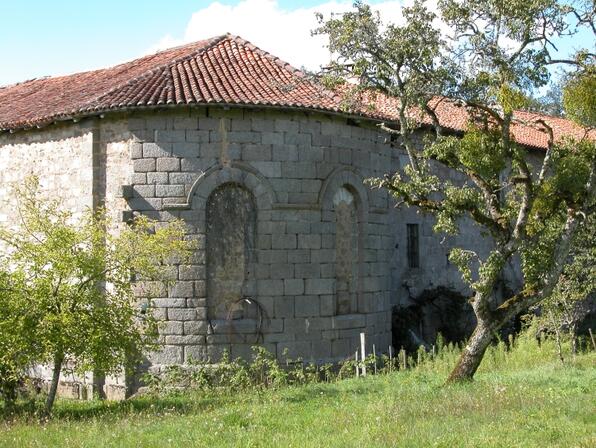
1, 341, 595, 447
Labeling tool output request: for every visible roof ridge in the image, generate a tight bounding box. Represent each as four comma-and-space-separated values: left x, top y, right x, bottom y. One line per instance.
224, 34, 340, 102
225, 34, 305, 78
79, 35, 230, 112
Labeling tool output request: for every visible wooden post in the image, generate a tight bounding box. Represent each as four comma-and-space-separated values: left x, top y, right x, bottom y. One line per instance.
389, 345, 393, 374
355, 351, 360, 378
360, 333, 367, 377
589, 328, 596, 351
399, 348, 407, 370
373, 344, 377, 375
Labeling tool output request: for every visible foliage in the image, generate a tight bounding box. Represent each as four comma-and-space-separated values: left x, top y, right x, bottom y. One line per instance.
316, 0, 595, 382
143, 347, 343, 395
535, 213, 596, 359
0, 177, 192, 414
1, 331, 594, 447
0, 271, 39, 405
563, 65, 596, 128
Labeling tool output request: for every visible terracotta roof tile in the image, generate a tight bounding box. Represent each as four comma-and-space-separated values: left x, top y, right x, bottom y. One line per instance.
0, 34, 591, 150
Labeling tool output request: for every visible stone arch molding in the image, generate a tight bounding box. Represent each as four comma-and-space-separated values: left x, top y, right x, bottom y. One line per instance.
318, 166, 370, 218
164, 163, 376, 214
164, 161, 275, 212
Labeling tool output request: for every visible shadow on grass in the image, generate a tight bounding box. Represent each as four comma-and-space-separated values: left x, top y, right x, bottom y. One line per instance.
278, 377, 389, 404
0, 392, 225, 424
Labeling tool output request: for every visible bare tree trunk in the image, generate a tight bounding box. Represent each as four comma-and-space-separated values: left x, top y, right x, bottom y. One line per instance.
446, 323, 494, 383
570, 323, 578, 358
44, 351, 64, 417
589, 328, 596, 351
555, 327, 565, 364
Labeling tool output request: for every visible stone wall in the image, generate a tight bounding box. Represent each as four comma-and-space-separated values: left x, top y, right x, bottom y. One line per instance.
120, 107, 394, 367
0, 104, 517, 378
0, 118, 135, 399
0, 123, 94, 225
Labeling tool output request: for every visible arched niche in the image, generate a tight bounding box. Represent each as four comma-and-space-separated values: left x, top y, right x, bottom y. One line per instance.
333, 185, 363, 315
206, 183, 257, 320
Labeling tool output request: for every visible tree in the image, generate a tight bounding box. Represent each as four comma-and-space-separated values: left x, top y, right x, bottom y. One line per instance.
0, 269, 38, 407
537, 213, 596, 360
317, 0, 595, 381
528, 81, 564, 116
0, 177, 192, 415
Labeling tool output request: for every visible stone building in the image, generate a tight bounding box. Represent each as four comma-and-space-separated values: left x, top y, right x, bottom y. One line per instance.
0, 35, 586, 388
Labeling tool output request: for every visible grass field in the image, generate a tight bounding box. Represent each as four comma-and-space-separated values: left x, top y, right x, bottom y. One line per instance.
1, 339, 595, 447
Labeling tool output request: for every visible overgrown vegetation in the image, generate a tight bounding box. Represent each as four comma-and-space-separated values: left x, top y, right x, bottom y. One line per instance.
0, 177, 192, 416
1, 327, 594, 447
137, 321, 596, 395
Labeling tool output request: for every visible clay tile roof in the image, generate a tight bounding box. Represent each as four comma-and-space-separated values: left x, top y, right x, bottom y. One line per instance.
0, 34, 591, 150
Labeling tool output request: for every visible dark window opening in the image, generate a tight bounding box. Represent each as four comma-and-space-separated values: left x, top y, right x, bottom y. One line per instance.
407, 224, 419, 268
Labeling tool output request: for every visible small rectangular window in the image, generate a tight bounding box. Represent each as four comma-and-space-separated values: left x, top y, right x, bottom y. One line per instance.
407, 224, 419, 268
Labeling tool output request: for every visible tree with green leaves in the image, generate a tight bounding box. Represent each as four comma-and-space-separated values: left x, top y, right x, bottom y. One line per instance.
537, 213, 595, 361
316, 0, 595, 381
0, 177, 191, 415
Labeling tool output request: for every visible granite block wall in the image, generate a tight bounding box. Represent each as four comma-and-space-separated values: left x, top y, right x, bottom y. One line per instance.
0, 105, 506, 379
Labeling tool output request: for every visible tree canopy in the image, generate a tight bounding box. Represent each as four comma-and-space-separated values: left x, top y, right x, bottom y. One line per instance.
0, 177, 192, 415
316, 0, 595, 381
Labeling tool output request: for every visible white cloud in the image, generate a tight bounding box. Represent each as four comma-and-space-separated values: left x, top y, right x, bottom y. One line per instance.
146, 0, 410, 71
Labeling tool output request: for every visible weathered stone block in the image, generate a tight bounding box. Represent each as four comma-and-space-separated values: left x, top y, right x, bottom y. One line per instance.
150, 345, 183, 365
179, 265, 206, 280
185, 130, 209, 143
262, 131, 284, 145
133, 184, 155, 197
275, 119, 299, 133
130, 142, 143, 159
184, 320, 207, 335
272, 144, 298, 161
305, 278, 334, 295
331, 314, 366, 329
258, 250, 288, 264
295, 295, 319, 318
168, 308, 197, 321
156, 184, 185, 197
331, 338, 350, 358
147, 172, 168, 184
173, 117, 199, 130
270, 263, 294, 279
320, 295, 335, 316
143, 142, 171, 158
156, 157, 181, 172
153, 298, 186, 308
155, 130, 186, 143
172, 142, 199, 158
168, 281, 194, 298
271, 234, 296, 249
288, 249, 310, 264
295, 263, 320, 279
242, 144, 272, 161
165, 335, 204, 345
184, 345, 207, 363
298, 234, 321, 249
257, 279, 284, 296
133, 158, 156, 172
284, 279, 304, 296
251, 161, 281, 178
251, 117, 275, 132
274, 296, 295, 318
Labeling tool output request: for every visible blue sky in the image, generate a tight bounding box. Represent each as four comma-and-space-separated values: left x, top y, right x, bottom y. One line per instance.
1, 0, 358, 86
1, 0, 592, 87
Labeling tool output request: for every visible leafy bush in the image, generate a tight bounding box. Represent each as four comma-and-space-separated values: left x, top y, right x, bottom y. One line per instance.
0, 177, 192, 415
